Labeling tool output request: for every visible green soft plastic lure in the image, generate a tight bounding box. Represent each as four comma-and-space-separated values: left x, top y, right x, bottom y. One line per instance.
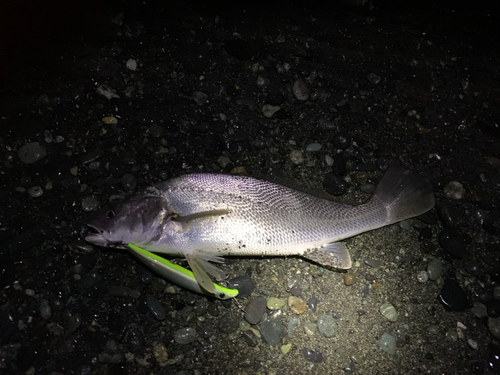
127, 244, 238, 300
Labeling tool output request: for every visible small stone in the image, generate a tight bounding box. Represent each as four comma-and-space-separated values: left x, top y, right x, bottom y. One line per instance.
82, 197, 99, 212
281, 343, 292, 355
217, 156, 232, 168
18, 142, 47, 164
302, 347, 324, 363
468, 338, 478, 350
306, 143, 321, 152
288, 296, 307, 314
267, 297, 286, 310
379, 333, 396, 354
380, 302, 398, 322
304, 322, 317, 336
153, 343, 168, 363
289, 150, 304, 165
488, 317, 500, 340
146, 295, 166, 321
126, 58, 137, 71
70, 166, 78, 176
40, 299, 52, 320
344, 273, 356, 286
102, 116, 118, 125
325, 155, 334, 166
262, 104, 280, 118
96, 85, 120, 100
444, 181, 465, 200
367, 73, 381, 84
193, 91, 208, 106
259, 318, 282, 346
427, 258, 443, 280
416, 270, 428, 283
293, 79, 309, 101
28, 186, 43, 198
174, 327, 198, 344
317, 313, 336, 338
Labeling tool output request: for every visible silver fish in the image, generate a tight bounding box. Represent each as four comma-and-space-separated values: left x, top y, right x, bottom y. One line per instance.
85, 165, 434, 294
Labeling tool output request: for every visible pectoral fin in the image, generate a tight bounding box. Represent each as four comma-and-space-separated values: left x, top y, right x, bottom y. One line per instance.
185, 251, 226, 295
174, 209, 231, 224
302, 242, 352, 269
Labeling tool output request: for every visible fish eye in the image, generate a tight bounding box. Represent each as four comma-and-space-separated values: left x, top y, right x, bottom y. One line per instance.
106, 210, 116, 219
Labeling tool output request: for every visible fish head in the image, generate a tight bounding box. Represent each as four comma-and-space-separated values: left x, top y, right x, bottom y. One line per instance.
85, 196, 171, 248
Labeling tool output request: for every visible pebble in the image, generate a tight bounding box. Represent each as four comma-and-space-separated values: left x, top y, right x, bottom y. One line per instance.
259, 318, 282, 346
416, 270, 428, 283
379, 333, 396, 354
468, 338, 478, 350
40, 299, 52, 320
317, 313, 336, 338
293, 79, 309, 101
302, 347, 324, 363
344, 273, 356, 286
306, 143, 321, 152
306, 296, 319, 312
174, 327, 198, 344
443, 181, 465, 199
126, 58, 137, 70
102, 116, 118, 125
217, 156, 232, 168
427, 258, 443, 280
325, 155, 334, 166
218, 314, 239, 334
121, 173, 137, 192
288, 316, 299, 338
438, 228, 466, 259
28, 186, 43, 198
364, 258, 381, 268
18, 142, 47, 164
332, 132, 351, 150
267, 297, 286, 310
323, 173, 349, 196
81, 197, 99, 212
289, 150, 304, 165
227, 274, 254, 297
367, 72, 381, 84
304, 322, 317, 335
153, 343, 168, 363
288, 296, 307, 314
471, 302, 487, 318
96, 85, 120, 99
244, 297, 267, 325
108, 285, 130, 297
25, 289, 35, 296
262, 104, 280, 118
193, 91, 208, 106
380, 302, 398, 321
146, 295, 166, 321
437, 279, 470, 311
281, 343, 292, 355
489, 317, 500, 340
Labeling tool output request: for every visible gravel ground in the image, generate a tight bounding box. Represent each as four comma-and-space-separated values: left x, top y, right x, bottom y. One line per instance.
1, 1, 500, 374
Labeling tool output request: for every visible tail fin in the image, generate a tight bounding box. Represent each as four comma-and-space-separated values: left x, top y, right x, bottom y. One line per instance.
373, 165, 435, 225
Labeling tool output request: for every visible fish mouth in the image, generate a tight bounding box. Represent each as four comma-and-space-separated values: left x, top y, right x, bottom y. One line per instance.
84, 224, 126, 249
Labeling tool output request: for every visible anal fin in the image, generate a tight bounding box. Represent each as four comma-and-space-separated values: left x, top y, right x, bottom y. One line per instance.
302, 242, 352, 269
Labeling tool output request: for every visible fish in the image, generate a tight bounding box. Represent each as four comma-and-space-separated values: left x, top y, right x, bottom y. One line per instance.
85, 165, 435, 297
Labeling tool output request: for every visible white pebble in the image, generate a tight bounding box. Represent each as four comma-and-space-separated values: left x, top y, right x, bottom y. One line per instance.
126, 58, 137, 70
325, 155, 334, 166
28, 186, 44, 198
468, 338, 478, 350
